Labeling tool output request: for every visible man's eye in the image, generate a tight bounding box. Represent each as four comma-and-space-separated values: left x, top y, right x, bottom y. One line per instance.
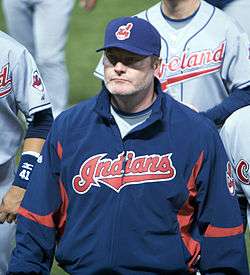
107, 55, 118, 64
125, 57, 137, 64
104, 52, 146, 67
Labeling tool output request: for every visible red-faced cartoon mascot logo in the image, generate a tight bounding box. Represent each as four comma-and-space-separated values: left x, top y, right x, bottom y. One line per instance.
115, 23, 133, 40
32, 70, 44, 92
226, 161, 236, 196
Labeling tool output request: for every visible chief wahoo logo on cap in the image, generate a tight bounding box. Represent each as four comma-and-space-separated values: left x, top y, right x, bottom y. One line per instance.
115, 23, 133, 40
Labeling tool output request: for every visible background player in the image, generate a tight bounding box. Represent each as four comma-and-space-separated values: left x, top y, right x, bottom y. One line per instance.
2, 0, 97, 117
206, 0, 250, 233
0, 31, 53, 274
7, 16, 248, 275
94, 0, 250, 127
220, 106, 250, 231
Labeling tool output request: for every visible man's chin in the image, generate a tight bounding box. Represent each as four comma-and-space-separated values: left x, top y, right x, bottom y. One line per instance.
107, 85, 134, 96
109, 90, 134, 96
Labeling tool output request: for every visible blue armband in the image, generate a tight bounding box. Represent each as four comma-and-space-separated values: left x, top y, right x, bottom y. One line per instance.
25, 108, 53, 139
13, 152, 39, 189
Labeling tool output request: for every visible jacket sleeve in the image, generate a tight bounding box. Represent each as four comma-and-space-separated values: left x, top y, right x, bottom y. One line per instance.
195, 128, 249, 274
8, 122, 63, 274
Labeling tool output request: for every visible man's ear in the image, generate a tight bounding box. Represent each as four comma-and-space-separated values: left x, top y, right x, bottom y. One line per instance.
153, 58, 162, 76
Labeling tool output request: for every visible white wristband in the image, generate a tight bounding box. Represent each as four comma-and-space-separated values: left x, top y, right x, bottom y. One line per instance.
22, 151, 40, 158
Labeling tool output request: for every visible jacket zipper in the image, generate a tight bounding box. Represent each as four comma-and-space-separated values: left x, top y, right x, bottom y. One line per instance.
109, 118, 126, 267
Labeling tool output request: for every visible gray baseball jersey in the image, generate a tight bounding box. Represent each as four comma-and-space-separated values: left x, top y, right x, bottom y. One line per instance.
220, 106, 250, 228
0, 31, 51, 274
2, 0, 75, 117
94, 1, 250, 112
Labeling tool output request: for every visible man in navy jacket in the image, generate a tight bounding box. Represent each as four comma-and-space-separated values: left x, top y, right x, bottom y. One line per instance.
8, 16, 249, 275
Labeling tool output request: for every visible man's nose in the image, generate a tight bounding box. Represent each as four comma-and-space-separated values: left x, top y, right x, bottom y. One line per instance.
113, 62, 127, 74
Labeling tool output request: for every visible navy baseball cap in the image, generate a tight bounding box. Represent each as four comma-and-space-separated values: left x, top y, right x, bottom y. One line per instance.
96, 16, 161, 57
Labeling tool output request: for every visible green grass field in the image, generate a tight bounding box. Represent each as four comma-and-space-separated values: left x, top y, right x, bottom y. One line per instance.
0, 1, 249, 274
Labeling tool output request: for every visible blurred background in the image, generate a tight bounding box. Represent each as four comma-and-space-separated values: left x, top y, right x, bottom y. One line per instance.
0, 0, 249, 273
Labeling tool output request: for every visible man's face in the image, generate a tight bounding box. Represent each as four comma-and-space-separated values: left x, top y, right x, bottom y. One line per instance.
103, 48, 157, 97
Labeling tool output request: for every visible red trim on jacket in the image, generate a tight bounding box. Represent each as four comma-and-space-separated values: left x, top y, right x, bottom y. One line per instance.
55, 180, 69, 238
204, 224, 243, 237
57, 141, 63, 160
18, 206, 55, 228
177, 151, 204, 272
18, 180, 69, 236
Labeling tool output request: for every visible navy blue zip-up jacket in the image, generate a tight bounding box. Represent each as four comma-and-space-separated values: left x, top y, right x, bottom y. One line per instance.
8, 82, 248, 275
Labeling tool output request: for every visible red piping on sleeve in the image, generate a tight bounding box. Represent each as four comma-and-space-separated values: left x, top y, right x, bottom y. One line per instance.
177, 151, 204, 272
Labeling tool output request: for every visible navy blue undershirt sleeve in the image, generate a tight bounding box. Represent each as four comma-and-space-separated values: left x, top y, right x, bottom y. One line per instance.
205, 0, 234, 9
238, 196, 248, 232
25, 108, 53, 139
200, 86, 250, 126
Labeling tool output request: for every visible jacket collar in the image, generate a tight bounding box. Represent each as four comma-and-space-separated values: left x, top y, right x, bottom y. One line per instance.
94, 79, 166, 126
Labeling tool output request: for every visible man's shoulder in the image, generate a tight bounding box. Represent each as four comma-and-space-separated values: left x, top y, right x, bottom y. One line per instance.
54, 95, 98, 128
201, 1, 240, 33
208, 2, 245, 34
222, 106, 250, 133
0, 31, 26, 53
0, 31, 31, 69
165, 94, 219, 139
136, 2, 161, 19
